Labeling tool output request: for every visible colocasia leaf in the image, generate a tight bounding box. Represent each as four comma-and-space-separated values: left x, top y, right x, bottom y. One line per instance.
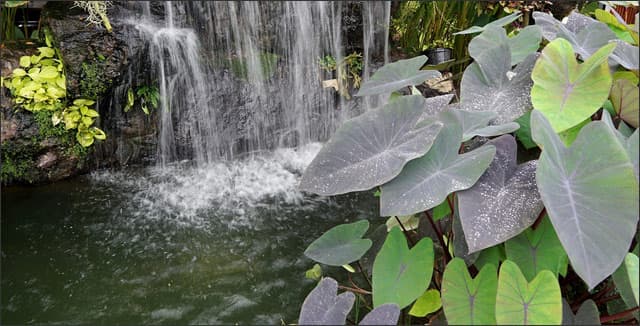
495, 260, 562, 325
562, 299, 601, 325
610, 78, 639, 128
504, 217, 568, 281
359, 303, 400, 325
531, 38, 615, 132
298, 277, 355, 325
612, 253, 640, 310
380, 111, 495, 216
372, 228, 433, 309
459, 43, 538, 124
468, 25, 542, 65
458, 135, 543, 253
356, 56, 441, 96
300, 95, 443, 196
531, 110, 639, 289
441, 258, 498, 325
304, 220, 372, 266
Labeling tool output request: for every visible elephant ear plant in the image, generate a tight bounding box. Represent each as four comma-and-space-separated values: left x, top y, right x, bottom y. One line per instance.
296, 9, 639, 325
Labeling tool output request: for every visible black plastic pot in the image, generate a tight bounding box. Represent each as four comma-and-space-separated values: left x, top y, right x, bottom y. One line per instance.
423, 47, 453, 65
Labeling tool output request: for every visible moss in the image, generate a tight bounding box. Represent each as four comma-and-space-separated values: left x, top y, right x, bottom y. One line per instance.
79, 59, 109, 99
33, 110, 85, 153
33, 109, 67, 139
1, 141, 38, 184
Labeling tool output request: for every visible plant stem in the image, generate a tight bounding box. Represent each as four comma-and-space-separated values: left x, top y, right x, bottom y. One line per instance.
394, 216, 415, 246
594, 294, 620, 306
600, 306, 640, 324
425, 210, 452, 263
338, 285, 372, 295
356, 261, 372, 290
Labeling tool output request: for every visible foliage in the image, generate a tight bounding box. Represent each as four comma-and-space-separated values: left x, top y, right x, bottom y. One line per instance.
72, 1, 113, 33
80, 60, 109, 100
124, 85, 159, 115
319, 52, 363, 99
1, 1, 31, 42
304, 220, 372, 266
297, 7, 640, 325
3, 46, 106, 148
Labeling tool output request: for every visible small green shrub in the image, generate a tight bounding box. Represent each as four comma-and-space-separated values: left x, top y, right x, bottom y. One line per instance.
79, 60, 109, 100
3, 46, 107, 148
124, 85, 159, 115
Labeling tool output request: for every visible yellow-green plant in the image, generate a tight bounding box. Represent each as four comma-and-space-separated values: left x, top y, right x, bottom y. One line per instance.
4, 46, 106, 147
59, 99, 106, 147
8, 47, 66, 112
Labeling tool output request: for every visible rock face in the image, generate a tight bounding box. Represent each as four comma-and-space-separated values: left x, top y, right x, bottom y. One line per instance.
1, 2, 158, 185
1, 1, 372, 185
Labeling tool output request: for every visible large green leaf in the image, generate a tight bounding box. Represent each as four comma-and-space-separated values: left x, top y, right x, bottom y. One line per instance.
561, 299, 601, 325
531, 38, 615, 132
468, 25, 542, 65
372, 227, 434, 309
459, 43, 538, 124
380, 111, 495, 216
304, 220, 372, 266
612, 253, 639, 310
355, 56, 441, 96
627, 130, 639, 180
458, 135, 543, 253
531, 110, 639, 289
441, 258, 498, 325
300, 95, 443, 195
409, 289, 441, 317
495, 260, 562, 325
504, 217, 568, 281
454, 11, 522, 35
610, 78, 639, 128
474, 244, 505, 271
298, 277, 355, 325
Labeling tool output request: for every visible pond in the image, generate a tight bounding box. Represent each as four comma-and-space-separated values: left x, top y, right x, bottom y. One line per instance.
1, 144, 378, 324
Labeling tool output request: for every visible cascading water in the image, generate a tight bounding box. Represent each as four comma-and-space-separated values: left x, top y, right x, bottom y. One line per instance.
2, 2, 393, 324
127, 1, 389, 166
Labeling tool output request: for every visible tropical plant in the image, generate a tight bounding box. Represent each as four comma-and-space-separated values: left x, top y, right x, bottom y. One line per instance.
124, 85, 159, 115
319, 52, 363, 99
296, 8, 639, 325
4, 46, 106, 147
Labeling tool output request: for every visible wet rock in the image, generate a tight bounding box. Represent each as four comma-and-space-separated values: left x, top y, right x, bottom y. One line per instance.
1, 2, 156, 185
37, 151, 58, 169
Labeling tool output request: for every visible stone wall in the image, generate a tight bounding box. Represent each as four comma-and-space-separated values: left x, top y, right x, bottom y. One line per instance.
1, 2, 157, 185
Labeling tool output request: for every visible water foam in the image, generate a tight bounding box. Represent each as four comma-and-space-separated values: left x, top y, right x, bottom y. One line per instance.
90, 143, 325, 227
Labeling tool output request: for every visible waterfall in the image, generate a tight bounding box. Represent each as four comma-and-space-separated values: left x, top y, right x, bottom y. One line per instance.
125, 1, 390, 166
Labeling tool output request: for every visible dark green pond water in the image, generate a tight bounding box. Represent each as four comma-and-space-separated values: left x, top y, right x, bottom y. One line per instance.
1, 145, 378, 324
